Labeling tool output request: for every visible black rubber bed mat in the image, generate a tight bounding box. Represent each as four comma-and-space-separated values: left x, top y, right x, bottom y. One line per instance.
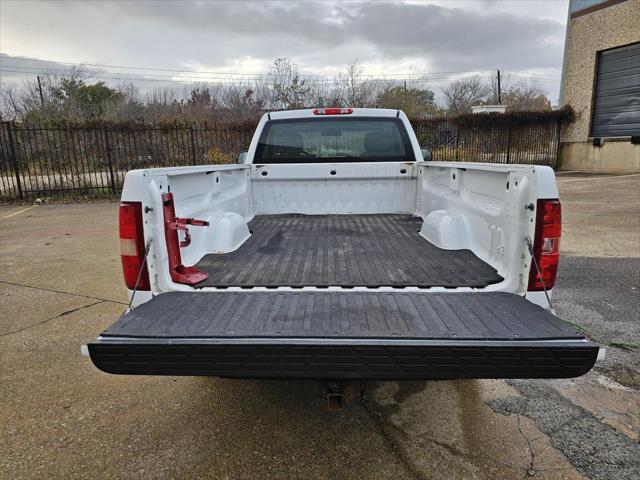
194, 214, 503, 288
101, 292, 581, 341
90, 292, 598, 380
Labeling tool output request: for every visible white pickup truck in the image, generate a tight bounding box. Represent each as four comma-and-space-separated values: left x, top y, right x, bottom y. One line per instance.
87, 108, 598, 381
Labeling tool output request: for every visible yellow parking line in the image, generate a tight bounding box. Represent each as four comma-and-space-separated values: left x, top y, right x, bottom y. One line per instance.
2, 205, 37, 220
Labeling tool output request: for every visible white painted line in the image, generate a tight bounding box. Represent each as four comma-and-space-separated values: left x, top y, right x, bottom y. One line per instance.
1, 205, 37, 219
557, 173, 639, 183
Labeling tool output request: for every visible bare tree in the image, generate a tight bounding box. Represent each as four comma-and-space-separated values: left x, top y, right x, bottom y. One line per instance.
219, 82, 267, 121
182, 84, 219, 121
8, 66, 111, 121
143, 87, 182, 121
502, 78, 552, 111
336, 59, 374, 107
483, 73, 552, 111
376, 81, 441, 116
269, 57, 311, 110
0, 83, 27, 120
103, 82, 144, 121
3, 58, 556, 122
1, 69, 80, 120
442, 76, 491, 115
308, 87, 339, 108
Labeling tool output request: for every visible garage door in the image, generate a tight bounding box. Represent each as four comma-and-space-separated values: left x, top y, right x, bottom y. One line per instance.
590, 42, 640, 138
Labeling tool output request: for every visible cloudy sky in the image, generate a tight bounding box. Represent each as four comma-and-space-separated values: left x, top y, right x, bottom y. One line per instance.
0, 0, 568, 101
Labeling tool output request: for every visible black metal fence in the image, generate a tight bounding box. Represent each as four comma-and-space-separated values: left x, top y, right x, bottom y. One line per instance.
411, 117, 562, 166
0, 122, 255, 200
0, 117, 562, 200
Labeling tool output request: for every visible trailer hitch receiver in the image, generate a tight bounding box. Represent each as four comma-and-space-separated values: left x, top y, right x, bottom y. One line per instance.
320, 381, 360, 412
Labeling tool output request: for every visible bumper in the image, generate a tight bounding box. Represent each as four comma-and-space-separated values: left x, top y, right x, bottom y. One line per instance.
89, 338, 599, 380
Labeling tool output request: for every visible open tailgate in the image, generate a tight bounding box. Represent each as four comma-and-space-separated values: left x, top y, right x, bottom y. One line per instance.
88, 292, 598, 380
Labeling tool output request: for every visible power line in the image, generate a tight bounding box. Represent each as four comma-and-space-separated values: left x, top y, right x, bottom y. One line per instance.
0, 66, 560, 87
0, 66, 464, 84
0, 57, 497, 78
0, 57, 560, 80
0, 73, 491, 88
0, 55, 561, 91
0, 65, 275, 83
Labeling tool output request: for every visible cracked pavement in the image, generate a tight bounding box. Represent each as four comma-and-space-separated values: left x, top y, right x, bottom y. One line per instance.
1, 173, 638, 479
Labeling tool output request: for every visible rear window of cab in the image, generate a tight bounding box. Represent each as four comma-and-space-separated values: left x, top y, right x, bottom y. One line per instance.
255, 117, 414, 163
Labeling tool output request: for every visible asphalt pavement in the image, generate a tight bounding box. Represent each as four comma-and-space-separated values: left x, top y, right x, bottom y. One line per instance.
1, 173, 638, 479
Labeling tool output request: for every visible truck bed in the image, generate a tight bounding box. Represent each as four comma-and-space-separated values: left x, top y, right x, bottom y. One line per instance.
194, 214, 503, 288
89, 291, 598, 380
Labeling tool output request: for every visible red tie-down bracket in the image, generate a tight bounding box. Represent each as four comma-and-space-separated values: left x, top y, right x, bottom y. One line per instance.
162, 192, 209, 285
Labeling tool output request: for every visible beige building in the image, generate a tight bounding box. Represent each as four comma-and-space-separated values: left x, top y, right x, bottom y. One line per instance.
559, 0, 640, 172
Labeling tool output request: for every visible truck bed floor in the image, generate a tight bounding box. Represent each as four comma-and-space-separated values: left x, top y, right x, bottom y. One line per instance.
194, 214, 503, 288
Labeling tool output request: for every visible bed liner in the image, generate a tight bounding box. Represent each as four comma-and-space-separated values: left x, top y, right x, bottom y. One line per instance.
102, 291, 580, 340
194, 214, 503, 288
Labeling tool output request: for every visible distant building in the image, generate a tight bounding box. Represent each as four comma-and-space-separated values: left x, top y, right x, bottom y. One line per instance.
471, 104, 507, 114
559, 0, 639, 172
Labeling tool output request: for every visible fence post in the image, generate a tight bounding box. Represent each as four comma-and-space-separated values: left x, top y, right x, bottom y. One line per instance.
5, 123, 23, 199
189, 127, 197, 165
554, 118, 562, 170
506, 127, 512, 164
103, 128, 116, 193
455, 127, 459, 161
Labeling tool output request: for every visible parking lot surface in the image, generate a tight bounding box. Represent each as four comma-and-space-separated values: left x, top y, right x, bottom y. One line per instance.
1, 173, 639, 479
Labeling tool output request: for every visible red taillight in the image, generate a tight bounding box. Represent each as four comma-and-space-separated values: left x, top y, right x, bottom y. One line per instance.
119, 202, 150, 291
312, 107, 353, 115
528, 199, 561, 291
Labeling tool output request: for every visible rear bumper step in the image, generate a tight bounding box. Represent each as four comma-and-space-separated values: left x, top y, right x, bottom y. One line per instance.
89, 338, 598, 380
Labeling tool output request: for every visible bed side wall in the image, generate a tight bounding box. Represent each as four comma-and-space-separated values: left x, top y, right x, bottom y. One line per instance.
121, 165, 253, 299
415, 162, 540, 293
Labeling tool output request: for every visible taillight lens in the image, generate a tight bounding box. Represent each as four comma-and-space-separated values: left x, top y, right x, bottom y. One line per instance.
312, 108, 353, 115
528, 199, 561, 291
119, 202, 150, 290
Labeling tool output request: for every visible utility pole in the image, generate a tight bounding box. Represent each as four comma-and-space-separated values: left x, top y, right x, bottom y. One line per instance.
37, 76, 44, 106
497, 69, 502, 104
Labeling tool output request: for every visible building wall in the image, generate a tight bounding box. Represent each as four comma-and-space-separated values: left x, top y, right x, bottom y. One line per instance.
560, 0, 640, 172
560, 140, 640, 172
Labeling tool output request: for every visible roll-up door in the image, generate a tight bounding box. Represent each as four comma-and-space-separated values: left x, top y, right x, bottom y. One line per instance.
590, 42, 640, 138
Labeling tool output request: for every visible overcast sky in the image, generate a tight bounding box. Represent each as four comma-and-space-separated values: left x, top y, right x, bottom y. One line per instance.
0, 0, 569, 101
